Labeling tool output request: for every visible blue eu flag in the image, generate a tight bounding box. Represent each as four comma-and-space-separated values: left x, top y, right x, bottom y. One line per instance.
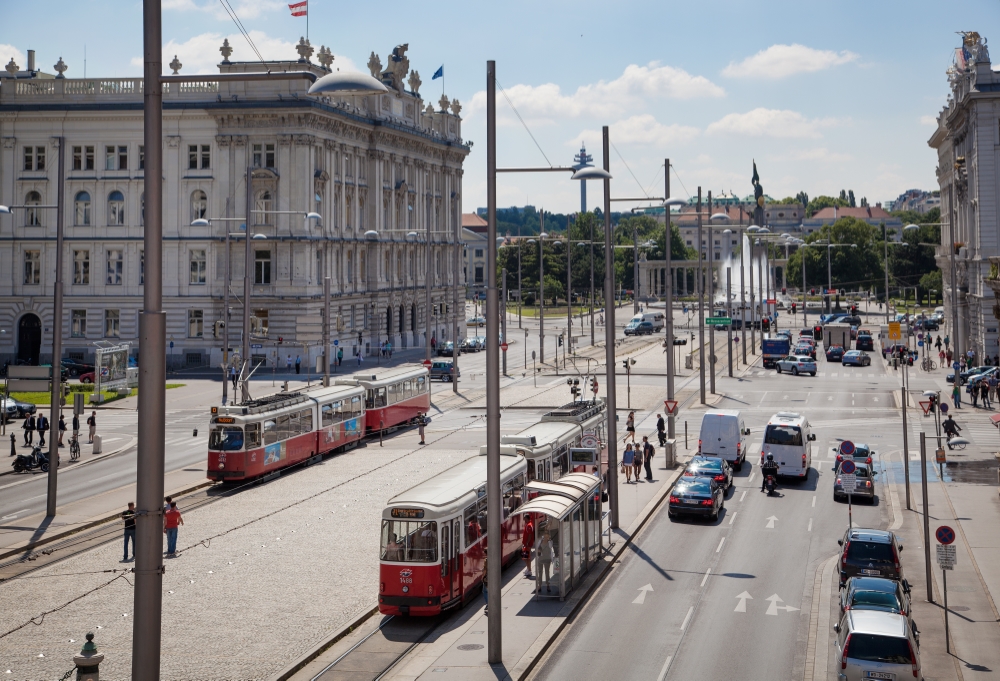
432, 65, 443, 80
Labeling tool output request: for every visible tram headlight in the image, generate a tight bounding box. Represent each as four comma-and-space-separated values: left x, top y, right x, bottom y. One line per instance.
402, 586, 409, 593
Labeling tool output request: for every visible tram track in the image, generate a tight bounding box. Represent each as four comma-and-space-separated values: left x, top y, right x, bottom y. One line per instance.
307, 614, 444, 681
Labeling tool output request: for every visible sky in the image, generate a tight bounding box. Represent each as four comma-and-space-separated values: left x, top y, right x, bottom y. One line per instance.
2, 0, 997, 213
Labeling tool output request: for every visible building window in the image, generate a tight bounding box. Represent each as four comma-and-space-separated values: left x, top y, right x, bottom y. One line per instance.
189, 249, 206, 284
188, 144, 210, 170
139, 249, 144, 284
71, 310, 87, 338
252, 142, 275, 168
254, 249, 271, 284
360, 251, 367, 281
23, 146, 45, 171
106, 249, 123, 285
474, 265, 484, 284
188, 309, 204, 338
72, 145, 95, 171
254, 190, 273, 225
73, 249, 90, 284
104, 145, 126, 170
75, 191, 91, 225
138, 145, 144, 170
107, 191, 125, 225
104, 309, 120, 338
140, 193, 145, 226
474, 248, 484, 258
23, 250, 41, 285
25, 191, 41, 226
191, 190, 207, 222
346, 250, 353, 283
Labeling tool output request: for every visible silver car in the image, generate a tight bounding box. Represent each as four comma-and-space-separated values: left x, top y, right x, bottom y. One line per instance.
835, 609, 921, 680
775, 354, 818, 376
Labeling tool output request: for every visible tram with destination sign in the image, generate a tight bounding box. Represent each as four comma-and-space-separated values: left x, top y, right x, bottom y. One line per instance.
378, 452, 527, 616
207, 383, 365, 482
500, 399, 609, 482
335, 364, 431, 434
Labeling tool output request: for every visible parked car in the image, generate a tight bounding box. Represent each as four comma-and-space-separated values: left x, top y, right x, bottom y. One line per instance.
61, 358, 94, 377
6, 397, 36, 418
834, 610, 922, 681
475, 335, 488, 349
966, 367, 998, 392
834, 462, 876, 503
436, 341, 456, 357
775, 355, 818, 376
839, 576, 917, 642
837, 528, 904, 581
430, 360, 460, 382
947, 365, 992, 385
841, 350, 872, 367
667, 476, 724, 521
460, 337, 483, 353
1, 398, 19, 421
825, 345, 846, 362
79, 371, 96, 384
466, 316, 486, 327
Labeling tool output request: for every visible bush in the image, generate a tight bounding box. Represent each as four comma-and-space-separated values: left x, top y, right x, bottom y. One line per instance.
524, 295, 536, 306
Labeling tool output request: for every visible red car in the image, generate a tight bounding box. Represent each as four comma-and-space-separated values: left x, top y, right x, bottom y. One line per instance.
79, 371, 95, 384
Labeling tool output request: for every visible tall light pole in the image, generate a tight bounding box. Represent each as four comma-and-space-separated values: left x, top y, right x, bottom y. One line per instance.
663, 172, 683, 439
599, 127, 619, 527
696, 187, 705, 404
527, 230, 551, 363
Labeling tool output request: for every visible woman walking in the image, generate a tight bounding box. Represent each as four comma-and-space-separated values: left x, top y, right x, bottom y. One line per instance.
622, 443, 635, 483
625, 411, 636, 443
952, 382, 962, 409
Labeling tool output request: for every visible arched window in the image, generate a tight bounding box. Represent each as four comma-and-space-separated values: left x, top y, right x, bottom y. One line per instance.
255, 190, 273, 225
108, 191, 125, 225
397, 253, 403, 281
25, 191, 41, 227
346, 250, 354, 283
191, 190, 207, 222
75, 191, 91, 226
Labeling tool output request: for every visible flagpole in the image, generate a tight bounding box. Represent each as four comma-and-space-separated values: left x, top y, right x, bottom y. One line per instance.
306, 1, 309, 45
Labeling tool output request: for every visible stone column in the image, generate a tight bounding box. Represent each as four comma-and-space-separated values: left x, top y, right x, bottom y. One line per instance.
73, 632, 104, 681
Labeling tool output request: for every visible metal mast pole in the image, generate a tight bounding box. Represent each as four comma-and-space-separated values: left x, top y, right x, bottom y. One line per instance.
708, 191, 715, 395
740, 216, 746, 365
602, 126, 619, 529
502, 267, 508, 376
827, 245, 832, 315
696, 187, 706, 404
949, 181, 960, 359
665, 159, 675, 439
518, 241, 522, 329
134, 1, 167, 675
590, 216, 595, 346
241, 164, 253, 401
727, 266, 733, 377
222, 200, 231, 404
485, 59, 502, 664
539, 211, 545, 363
426, 214, 433, 363
566, 226, 573, 365
633, 225, 639, 315
884, 234, 890, 325
323, 275, 331, 386
45, 138, 65, 517
453, 215, 460, 394
749, 234, 755, 356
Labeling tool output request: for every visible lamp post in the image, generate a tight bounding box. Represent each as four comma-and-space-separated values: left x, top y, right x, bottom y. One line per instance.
663, 186, 685, 439
526, 231, 558, 364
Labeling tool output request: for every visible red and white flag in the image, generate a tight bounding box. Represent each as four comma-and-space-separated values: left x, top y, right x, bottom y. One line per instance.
288, 1, 308, 16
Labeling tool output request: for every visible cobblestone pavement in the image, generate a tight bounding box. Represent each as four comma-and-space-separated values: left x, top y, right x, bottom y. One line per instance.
0, 411, 536, 681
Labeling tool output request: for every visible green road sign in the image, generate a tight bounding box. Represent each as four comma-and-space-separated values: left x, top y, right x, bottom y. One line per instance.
706, 317, 732, 325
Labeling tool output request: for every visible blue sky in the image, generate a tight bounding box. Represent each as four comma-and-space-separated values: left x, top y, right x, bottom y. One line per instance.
2, 0, 996, 212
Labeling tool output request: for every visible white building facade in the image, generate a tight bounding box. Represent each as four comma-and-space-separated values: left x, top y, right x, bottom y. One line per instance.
0, 42, 469, 369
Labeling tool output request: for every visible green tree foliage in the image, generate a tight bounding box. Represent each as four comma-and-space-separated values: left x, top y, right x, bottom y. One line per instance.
848, 190, 856, 208
919, 269, 943, 303
777, 196, 800, 205
611, 215, 692, 292
795, 191, 809, 206
786, 217, 885, 293
891, 207, 941, 243
805, 195, 850, 217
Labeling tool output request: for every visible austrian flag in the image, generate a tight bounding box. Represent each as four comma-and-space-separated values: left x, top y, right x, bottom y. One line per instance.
288, 1, 308, 17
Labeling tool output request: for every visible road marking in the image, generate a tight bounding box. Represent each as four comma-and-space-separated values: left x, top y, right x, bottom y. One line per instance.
765, 593, 800, 615
679, 606, 694, 630
716, 537, 725, 553
812, 496, 816, 508
765, 515, 778, 529
734, 591, 753, 612
739, 490, 747, 502
808, 518, 813, 532
783, 395, 789, 400
729, 511, 737, 525
1, 509, 30, 520
747, 472, 755, 486
828, 396, 833, 401
633, 584, 654, 605
700, 569, 711, 587
656, 656, 673, 681
873, 397, 879, 402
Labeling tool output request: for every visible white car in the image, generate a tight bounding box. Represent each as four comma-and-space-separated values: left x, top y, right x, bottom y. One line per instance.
775, 354, 817, 376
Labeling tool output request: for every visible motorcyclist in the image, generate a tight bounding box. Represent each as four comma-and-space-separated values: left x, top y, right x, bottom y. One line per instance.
760, 453, 779, 492
943, 415, 962, 449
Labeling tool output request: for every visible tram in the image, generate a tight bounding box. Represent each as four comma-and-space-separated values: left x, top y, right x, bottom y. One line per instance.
501, 399, 609, 482
378, 452, 527, 616
335, 364, 431, 434
207, 383, 365, 482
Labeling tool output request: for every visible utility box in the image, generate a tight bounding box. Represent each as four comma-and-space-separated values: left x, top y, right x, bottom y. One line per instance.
664, 439, 676, 468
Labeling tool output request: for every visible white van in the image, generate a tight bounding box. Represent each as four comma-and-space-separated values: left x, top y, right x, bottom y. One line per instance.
630, 311, 664, 332
698, 410, 750, 470
760, 412, 815, 479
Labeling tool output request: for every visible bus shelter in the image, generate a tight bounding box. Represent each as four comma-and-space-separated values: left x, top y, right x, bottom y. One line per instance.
515, 473, 603, 601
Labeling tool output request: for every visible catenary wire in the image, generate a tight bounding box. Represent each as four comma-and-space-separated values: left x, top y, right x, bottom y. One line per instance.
610, 141, 648, 198
496, 79, 553, 167
218, 0, 268, 69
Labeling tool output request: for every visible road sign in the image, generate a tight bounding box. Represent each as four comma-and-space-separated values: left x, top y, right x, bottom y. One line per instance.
581, 433, 599, 449
251, 344, 263, 349
936, 447, 947, 464
169, 341, 174, 349
333, 339, 339, 346
422, 359, 432, 368
840, 459, 857, 475
918, 340, 924, 347
888, 322, 901, 340
953, 361, 961, 371
919, 400, 932, 416
936, 525, 956, 545
936, 544, 957, 570
664, 399, 679, 415
940, 402, 950, 414
706, 317, 732, 325
500, 342, 509, 352
839, 440, 856, 457
840, 473, 858, 493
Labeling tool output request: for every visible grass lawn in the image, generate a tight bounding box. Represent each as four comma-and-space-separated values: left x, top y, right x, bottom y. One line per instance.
3, 383, 185, 406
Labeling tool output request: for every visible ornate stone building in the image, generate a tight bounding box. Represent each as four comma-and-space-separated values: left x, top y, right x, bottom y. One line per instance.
0, 41, 469, 369
929, 32, 1000, 357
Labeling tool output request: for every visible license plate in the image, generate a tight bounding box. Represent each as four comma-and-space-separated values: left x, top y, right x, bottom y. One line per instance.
864, 672, 894, 680
861, 569, 881, 576
684, 499, 700, 505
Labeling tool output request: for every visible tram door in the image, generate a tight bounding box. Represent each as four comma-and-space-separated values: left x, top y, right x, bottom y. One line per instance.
442, 518, 461, 602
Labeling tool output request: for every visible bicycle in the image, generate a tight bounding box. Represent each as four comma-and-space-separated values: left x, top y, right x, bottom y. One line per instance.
69, 436, 81, 461
921, 358, 936, 371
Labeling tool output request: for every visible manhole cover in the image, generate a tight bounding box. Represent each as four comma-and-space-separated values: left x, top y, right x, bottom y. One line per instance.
457, 644, 484, 651
949, 606, 970, 611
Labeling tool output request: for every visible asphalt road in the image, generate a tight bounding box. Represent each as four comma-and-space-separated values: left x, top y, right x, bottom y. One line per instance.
532, 348, 898, 681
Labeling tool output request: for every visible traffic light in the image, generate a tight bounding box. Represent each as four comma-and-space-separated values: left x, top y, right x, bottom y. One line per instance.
558, 334, 564, 347
591, 377, 599, 394
810, 288, 816, 295
781, 287, 787, 295
928, 393, 938, 414
791, 302, 797, 314
762, 318, 770, 332
278, 336, 283, 344
850, 305, 857, 314
813, 325, 822, 340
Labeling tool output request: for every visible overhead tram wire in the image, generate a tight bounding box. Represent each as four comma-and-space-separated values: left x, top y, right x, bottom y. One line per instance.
496, 79, 553, 167
670, 164, 692, 201
610, 140, 651, 198
643, 162, 665, 201
218, 0, 269, 69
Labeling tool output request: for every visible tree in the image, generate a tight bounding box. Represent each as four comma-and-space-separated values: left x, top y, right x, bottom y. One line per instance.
786, 217, 885, 294
839, 189, 847, 202
777, 196, 799, 205
919, 270, 943, 304
806, 195, 849, 217
848, 190, 856, 208
795, 191, 809, 206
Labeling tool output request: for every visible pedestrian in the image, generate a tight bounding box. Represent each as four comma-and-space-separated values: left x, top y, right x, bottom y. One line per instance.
939, 348, 946, 365
58, 413, 66, 447
22, 414, 35, 446
622, 443, 635, 483
72, 412, 80, 443
642, 435, 654, 481
122, 502, 136, 562
337, 347, 343, 367
163, 495, 172, 512
971, 381, 979, 407
418, 414, 426, 445
286, 354, 292, 372
357, 349, 364, 365
387, 341, 393, 359
163, 501, 183, 556
983, 380, 992, 409
944, 335, 950, 350
521, 516, 535, 577
990, 375, 999, 407
295, 355, 301, 374
635, 438, 646, 481
935, 336, 942, 351
656, 413, 666, 446
538, 532, 553, 593
952, 382, 962, 409
625, 411, 636, 443
431, 336, 437, 350
87, 411, 97, 443
36, 413, 47, 448
230, 365, 238, 391
995, 354, 999, 367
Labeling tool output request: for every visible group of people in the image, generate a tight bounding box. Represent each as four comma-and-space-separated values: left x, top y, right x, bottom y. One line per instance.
620, 410, 666, 483
121, 494, 184, 562
519, 517, 555, 594
15, 411, 97, 450
951, 372, 1000, 409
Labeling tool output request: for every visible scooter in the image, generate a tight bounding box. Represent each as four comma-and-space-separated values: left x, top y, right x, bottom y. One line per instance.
765, 474, 776, 495
10, 445, 49, 473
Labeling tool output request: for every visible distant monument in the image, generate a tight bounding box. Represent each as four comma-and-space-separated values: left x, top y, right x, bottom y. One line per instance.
751, 161, 765, 227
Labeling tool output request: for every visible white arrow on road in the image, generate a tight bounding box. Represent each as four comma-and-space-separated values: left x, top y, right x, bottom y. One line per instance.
765, 594, 800, 616
734, 591, 753, 612
633, 584, 654, 605
765, 515, 778, 529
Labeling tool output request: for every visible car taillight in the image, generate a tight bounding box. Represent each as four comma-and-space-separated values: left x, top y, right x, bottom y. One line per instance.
836, 454, 843, 462
736, 442, 741, 453
714, 474, 725, 482
698, 439, 702, 452
865, 481, 872, 488
836, 478, 842, 484
908, 640, 918, 677
892, 543, 901, 571
866, 457, 872, 465
802, 453, 807, 465
842, 540, 850, 567
701, 499, 714, 506
683, 471, 693, 476
669, 496, 680, 504
842, 633, 851, 670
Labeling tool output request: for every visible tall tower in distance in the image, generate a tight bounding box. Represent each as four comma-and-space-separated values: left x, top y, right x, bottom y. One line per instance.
573, 144, 594, 213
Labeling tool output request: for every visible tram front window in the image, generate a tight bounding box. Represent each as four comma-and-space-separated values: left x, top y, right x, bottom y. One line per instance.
209, 426, 244, 451
380, 520, 438, 562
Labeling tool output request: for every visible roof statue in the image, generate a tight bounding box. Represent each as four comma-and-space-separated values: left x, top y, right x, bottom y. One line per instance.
450, 99, 462, 116
367, 52, 382, 79
381, 44, 410, 94
439, 94, 450, 113
407, 69, 421, 96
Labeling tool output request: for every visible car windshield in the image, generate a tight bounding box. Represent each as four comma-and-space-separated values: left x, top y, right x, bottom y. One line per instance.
846, 633, 911, 664
851, 590, 900, 610
676, 481, 712, 495
380, 520, 438, 562
847, 540, 894, 564
764, 424, 803, 446
209, 426, 244, 451
690, 459, 723, 473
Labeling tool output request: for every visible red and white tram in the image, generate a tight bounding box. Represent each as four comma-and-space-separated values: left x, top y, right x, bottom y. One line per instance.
378, 453, 527, 616
501, 400, 609, 482
207, 384, 365, 482
335, 364, 431, 434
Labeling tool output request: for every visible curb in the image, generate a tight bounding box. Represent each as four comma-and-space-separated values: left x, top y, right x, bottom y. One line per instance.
269, 606, 380, 681
0, 435, 137, 479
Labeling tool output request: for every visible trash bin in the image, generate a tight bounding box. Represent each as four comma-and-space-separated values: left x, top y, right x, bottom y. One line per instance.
663, 438, 676, 468
684, 355, 694, 370
92, 434, 102, 455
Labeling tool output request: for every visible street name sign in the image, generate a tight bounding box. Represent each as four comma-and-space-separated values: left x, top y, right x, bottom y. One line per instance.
706, 317, 732, 325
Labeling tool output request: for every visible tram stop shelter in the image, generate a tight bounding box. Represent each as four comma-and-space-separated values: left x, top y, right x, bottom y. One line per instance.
515, 473, 603, 601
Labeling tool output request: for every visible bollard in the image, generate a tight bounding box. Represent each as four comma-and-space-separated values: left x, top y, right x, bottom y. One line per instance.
664, 439, 676, 469
73, 632, 103, 681
91, 434, 102, 455
192, 429, 198, 437
684, 421, 688, 450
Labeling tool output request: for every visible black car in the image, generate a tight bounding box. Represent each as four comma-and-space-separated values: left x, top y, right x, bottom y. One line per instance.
834, 462, 876, 503
825, 345, 846, 362
855, 334, 874, 351
436, 341, 456, 357
668, 477, 724, 521
61, 358, 94, 377
7, 397, 37, 418
682, 456, 733, 490
837, 528, 904, 581
947, 365, 992, 385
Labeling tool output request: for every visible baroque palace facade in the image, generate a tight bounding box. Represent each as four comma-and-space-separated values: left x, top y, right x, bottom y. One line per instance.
0, 41, 469, 369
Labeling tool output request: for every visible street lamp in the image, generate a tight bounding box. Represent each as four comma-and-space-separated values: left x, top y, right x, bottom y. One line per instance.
526, 232, 561, 364
662, 191, 686, 438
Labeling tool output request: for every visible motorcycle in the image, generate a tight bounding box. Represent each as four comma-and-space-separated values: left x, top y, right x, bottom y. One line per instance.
10, 445, 50, 474
765, 474, 777, 495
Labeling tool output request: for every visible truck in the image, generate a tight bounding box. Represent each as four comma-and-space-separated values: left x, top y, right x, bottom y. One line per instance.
824, 323, 851, 351
762, 336, 791, 368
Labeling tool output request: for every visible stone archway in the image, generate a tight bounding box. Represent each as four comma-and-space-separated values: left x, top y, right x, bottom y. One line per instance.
17, 313, 42, 365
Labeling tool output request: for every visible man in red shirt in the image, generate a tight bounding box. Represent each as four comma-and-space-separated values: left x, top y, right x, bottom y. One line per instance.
521, 517, 535, 578
163, 501, 184, 556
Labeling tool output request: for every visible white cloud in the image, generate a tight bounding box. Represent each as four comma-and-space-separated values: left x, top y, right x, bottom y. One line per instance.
919, 114, 937, 126
706, 108, 839, 139
162, 0, 286, 20
0, 44, 26, 70
722, 44, 858, 80
570, 114, 700, 149
783, 147, 853, 163
131, 31, 355, 75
